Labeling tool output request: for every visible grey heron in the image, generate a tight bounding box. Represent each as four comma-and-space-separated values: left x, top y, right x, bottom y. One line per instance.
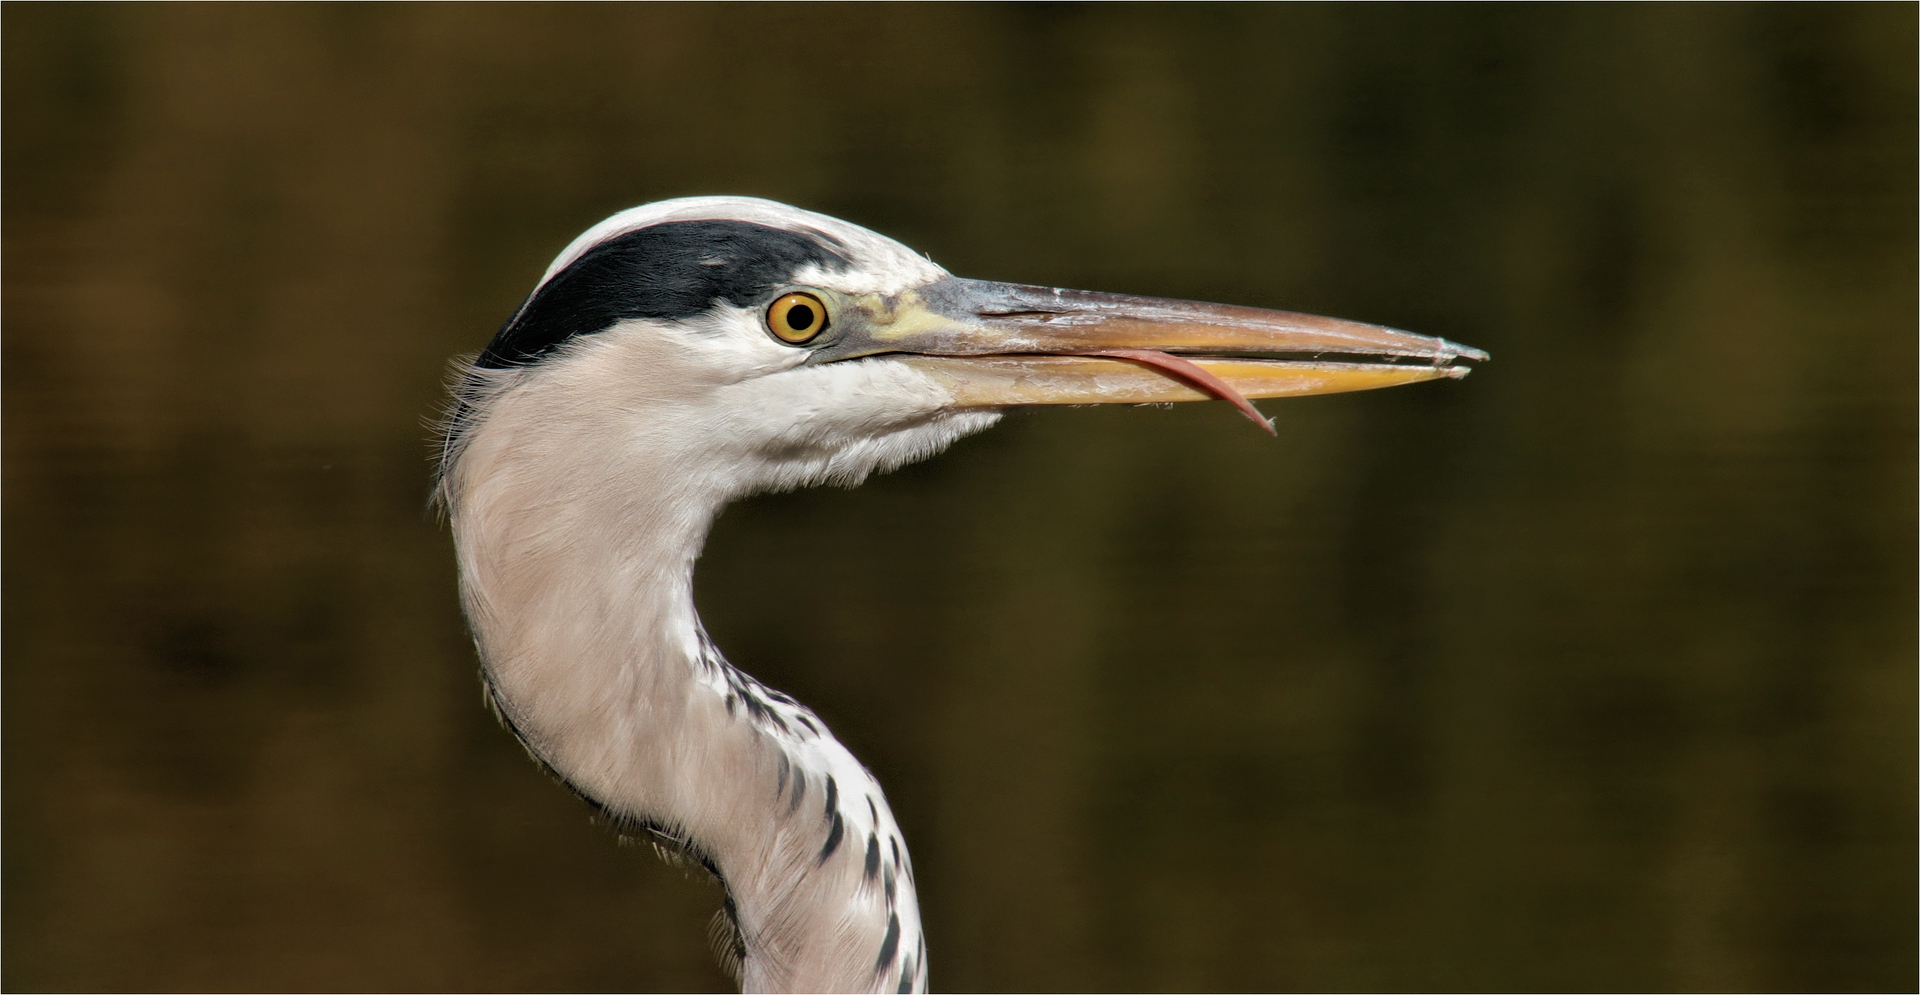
435, 197, 1484, 993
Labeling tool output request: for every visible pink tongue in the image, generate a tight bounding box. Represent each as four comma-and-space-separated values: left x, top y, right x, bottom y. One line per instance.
1080, 349, 1276, 435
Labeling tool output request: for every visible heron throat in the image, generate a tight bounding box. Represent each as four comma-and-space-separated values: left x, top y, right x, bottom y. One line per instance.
440, 356, 932, 994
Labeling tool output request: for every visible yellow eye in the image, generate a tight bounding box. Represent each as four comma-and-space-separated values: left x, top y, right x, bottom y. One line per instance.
767, 292, 829, 344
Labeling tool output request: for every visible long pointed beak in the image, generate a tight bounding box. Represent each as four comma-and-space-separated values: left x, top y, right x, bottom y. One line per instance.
809, 276, 1487, 432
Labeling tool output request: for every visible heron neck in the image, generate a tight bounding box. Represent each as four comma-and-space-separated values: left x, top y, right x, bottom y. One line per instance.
449, 424, 925, 993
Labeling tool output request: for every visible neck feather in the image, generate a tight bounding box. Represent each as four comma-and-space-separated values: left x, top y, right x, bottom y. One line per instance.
446, 381, 927, 994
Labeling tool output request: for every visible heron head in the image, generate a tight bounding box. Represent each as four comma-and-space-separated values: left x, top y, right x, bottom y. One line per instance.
440, 196, 1484, 508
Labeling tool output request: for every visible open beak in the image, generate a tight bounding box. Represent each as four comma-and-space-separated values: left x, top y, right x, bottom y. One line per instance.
807, 276, 1487, 434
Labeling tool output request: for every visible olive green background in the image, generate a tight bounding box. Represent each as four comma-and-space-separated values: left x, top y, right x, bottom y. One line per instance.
5, 4, 1914, 991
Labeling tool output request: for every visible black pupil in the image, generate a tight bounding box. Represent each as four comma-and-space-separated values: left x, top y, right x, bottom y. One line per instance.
786, 303, 816, 331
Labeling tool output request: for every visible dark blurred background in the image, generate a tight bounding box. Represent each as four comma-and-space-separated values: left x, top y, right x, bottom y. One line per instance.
5, 4, 1914, 992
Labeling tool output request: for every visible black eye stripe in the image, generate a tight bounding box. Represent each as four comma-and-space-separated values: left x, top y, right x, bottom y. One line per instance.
478, 220, 851, 370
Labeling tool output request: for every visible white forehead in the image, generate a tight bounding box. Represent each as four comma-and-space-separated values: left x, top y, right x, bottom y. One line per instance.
539, 196, 950, 297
